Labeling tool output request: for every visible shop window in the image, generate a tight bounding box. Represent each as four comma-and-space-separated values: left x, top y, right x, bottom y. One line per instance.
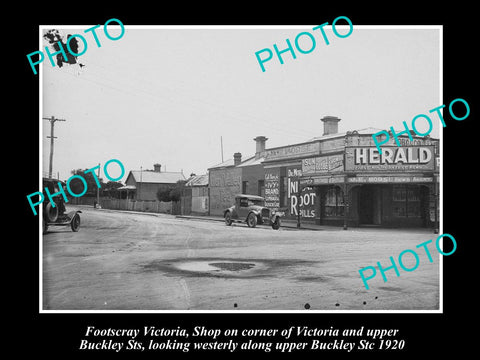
242, 181, 248, 194
258, 180, 265, 197
324, 186, 344, 217
392, 185, 420, 217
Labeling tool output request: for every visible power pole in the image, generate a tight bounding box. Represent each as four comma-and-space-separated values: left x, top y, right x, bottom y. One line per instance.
43, 116, 66, 179
220, 136, 224, 162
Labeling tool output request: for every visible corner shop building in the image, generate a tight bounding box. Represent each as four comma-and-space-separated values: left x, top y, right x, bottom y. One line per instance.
262, 117, 439, 228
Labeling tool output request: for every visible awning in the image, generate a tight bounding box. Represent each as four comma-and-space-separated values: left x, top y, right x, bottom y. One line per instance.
117, 185, 136, 191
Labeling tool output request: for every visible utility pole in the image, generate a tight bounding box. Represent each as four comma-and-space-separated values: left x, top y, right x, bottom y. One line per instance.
220, 136, 224, 163
96, 163, 101, 208
43, 116, 66, 179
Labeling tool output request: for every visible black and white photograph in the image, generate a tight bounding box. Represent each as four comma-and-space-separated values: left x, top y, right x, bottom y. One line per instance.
16, 4, 475, 357
39, 24, 442, 312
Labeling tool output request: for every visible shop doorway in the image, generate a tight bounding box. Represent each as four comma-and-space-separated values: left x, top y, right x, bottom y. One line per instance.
358, 185, 382, 225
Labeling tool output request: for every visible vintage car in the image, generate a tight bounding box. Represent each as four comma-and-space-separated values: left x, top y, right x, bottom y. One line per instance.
223, 194, 281, 230
43, 177, 82, 234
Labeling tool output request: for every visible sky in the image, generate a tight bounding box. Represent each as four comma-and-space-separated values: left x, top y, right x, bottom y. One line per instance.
41, 25, 441, 183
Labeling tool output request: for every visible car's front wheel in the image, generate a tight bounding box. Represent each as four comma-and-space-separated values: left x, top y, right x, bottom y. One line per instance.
224, 212, 232, 226
247, 213, 257, 228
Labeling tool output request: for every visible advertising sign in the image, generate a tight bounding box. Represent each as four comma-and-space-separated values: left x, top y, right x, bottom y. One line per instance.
345, 146, 435, 172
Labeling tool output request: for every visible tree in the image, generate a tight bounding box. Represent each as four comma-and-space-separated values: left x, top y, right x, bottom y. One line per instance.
156, 180, 187, 202
156, 184, 173, 202
102, 181, 123, 198
169, 180, 187, 202
69, 168, 104, 197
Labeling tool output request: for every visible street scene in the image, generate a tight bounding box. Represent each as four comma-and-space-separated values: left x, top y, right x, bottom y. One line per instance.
38, 26, 442, 312
42, 206, 439, 311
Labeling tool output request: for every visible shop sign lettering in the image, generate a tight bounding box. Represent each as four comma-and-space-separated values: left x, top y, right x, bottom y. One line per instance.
287, 167, 316, 218
265, 142, 320, 161
302, 154, 343, 175
345, 146, 435, 171
264, 172, 280, 208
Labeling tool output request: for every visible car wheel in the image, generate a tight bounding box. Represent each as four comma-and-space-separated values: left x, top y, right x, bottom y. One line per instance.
272, 217, 281, 230
247, 213, 257, 228
225, 212, 232, 226
45, 202, 58, 222
71, 213, 81, 232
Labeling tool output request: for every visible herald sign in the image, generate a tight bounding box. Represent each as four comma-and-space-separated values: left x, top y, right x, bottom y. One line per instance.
346, 146, 435, 171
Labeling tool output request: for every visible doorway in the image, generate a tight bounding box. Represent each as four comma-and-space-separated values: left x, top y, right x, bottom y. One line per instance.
358, 185, 382, 225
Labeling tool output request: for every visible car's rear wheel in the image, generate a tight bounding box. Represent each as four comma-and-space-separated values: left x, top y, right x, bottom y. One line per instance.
71, 213, 81, 232
247, 213, 257, 228
225, 212, 232, 226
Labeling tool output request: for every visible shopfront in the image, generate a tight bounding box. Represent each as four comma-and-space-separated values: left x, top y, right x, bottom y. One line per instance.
297, 141, 439, 228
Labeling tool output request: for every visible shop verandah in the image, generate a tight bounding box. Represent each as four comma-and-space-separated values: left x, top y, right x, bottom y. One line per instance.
297, 176, 439, 231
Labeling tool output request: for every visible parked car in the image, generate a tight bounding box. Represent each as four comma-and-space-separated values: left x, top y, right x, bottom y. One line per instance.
224, 194, 281, 230
43, 178, 82, 234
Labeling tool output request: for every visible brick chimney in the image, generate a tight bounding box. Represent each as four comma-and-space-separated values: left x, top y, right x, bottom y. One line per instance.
321, 116, 341, 136
233, 152, 242, 166
253, 136, 268, 159
153, 163, 161, 172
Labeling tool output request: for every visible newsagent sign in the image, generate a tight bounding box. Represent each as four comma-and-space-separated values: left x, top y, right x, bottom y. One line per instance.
345, 146, 435, 172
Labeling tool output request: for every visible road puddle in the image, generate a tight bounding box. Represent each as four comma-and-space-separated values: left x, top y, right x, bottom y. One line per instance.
173, 260, 260, 276
141, 258, 316, 279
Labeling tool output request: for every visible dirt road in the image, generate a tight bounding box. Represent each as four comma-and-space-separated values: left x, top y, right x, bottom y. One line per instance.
42, 206, 440, 311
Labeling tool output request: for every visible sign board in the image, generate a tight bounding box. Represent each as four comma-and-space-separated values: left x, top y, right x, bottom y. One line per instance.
345, 146, 435, 172
265, 142, 320, 161
347, 176, 434, 183
302, 154, 343, 175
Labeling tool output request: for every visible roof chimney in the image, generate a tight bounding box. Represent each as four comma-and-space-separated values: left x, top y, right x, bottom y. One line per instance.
253, 136, 268, 159
321, 116, 341, 136
233, 152, 242, 166
153, 163, 161, 172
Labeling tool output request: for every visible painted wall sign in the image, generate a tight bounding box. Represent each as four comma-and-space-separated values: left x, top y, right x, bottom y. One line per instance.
302, 154, 344, 175
265, 142, 320, 161
264, 171, 280, 209
209, 168, 242, 215
345, 146, 435, 171
347, 176, 434, 183
287, 166, 316, 218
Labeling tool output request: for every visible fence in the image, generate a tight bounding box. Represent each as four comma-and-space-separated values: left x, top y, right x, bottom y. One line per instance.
100, 198, 175, 214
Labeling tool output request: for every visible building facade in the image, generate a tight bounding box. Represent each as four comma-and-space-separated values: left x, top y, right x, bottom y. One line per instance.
208, 137, 267, 216
207, 116, 439, 229
121, 163, 186, 201
262, 116, 439, 228
181, 174, 209, 215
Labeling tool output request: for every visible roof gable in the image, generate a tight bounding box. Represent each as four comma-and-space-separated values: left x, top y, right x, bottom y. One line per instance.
128, 170, 186, 184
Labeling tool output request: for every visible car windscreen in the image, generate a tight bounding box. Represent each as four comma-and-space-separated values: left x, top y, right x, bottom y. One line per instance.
248, 199, 265, 206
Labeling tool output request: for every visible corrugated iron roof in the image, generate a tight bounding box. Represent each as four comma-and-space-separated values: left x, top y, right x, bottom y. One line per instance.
185, 174, 208, 186
129, 170, 186, 184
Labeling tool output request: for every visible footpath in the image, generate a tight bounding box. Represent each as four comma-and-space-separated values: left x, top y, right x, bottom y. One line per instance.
78, 205, 433, 233
78, 204, 326, 231
175, 214, 330, 231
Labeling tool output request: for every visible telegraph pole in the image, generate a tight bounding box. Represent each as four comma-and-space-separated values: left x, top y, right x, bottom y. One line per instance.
43, 116, 66, 179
